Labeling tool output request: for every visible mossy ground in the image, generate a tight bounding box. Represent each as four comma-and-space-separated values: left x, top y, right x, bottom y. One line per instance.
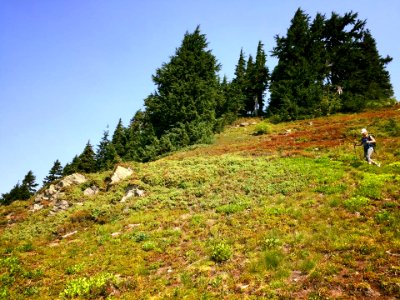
1, 106, 399, 299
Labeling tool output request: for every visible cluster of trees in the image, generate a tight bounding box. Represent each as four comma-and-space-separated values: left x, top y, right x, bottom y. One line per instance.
61, 26, 271, 171
0, 171, 38, 205
268, 9, 394, 121
1, 9, 394, 205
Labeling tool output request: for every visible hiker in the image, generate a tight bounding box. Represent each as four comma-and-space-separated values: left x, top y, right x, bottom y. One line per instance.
355, 128, 380, 166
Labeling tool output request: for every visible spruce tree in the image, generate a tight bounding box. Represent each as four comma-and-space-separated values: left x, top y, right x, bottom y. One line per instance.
21, 170, 38, 196
231, 49, 247, 115
269, 8, 312, 120
1, 183, 23, 205
96, 130, 120, 171
244, 54, 256, 114
1, 171, 38, 205
144, 26, 222, 142
43, 159, 63, 186
77, 141, 97, 173
323, 11, 393, 111
63, 155, 80, 176
253, 41, 270, 115
111, 119, 127, 158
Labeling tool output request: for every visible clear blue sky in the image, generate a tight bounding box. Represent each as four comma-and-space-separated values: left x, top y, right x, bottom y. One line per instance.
1, 0, 399, 194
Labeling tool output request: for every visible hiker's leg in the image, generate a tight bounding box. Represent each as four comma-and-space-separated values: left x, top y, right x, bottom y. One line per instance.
366, 148, 373, 164
364, 150, 369, 162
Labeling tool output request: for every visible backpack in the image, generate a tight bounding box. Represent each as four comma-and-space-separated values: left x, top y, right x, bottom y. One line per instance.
368, 134, 377, 149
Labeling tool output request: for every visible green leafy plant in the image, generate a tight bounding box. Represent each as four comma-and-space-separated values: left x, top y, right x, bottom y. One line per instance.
254, 122, 272, 135
211, 242, 232, 263
60, 272, 118, 299
142, 241, 156, 251
343, 196, 370, 212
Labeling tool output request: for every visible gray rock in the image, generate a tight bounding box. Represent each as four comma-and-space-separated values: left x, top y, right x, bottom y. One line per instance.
83, 186, 99, 196
121, 185, 145, 202
111, 166, 133, 185
57, 173, 86, 188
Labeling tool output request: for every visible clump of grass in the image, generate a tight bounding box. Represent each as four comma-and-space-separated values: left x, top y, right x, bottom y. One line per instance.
343, 196, 370, 212
264, 250, 283, 270
65, 263, 85, 275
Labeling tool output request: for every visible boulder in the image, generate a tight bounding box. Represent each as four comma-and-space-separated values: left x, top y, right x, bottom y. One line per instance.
110, 166, 133, 185
57, 173, 87, 188
121, 185, 145, 202
83, 185, 99, 196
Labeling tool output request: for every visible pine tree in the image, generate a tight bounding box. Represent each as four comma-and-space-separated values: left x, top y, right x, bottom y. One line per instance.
144, 26, 222, 141
63, 155, 80, 176
43, 159, 63, 186
0, 183, 23, 205
111, 119, 127, 158
96, 130, 120, 171
21, 170, 38, 196
253, 41, 270, 115
1, 171, 38, 205
77, 141, 97, 173
231, 49, 247, 115
244, 54, 256, 114
269, 8, 313, 120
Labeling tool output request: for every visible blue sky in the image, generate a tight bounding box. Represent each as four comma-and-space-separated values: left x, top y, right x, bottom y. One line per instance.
1, 0, 399, 194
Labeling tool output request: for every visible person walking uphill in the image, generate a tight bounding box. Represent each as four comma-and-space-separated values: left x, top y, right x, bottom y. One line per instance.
355, 128, 380, 166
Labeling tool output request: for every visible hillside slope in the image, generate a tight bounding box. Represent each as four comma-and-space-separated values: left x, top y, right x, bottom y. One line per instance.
1, 106, 399, 299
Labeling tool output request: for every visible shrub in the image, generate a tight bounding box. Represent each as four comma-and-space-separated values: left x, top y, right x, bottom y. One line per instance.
254, 122, 272, 135
60, 272, 118, 299
211, 242, 232, 263
343, 196, 370, 212
142, 241, 156, 251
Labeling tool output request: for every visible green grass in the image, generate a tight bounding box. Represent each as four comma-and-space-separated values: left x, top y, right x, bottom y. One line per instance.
0, 106, 399, 299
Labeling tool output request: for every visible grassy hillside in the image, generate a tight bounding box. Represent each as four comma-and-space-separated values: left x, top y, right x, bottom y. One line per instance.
1, 106, 399, 299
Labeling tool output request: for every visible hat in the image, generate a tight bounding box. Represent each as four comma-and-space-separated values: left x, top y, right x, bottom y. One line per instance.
361, 128, 368, 134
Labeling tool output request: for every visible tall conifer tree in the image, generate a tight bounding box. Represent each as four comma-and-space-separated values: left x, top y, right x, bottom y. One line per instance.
77, 141, 97, 173
43, 159, 63, 185
144, 26, 222, 141
112, 119, 127, 158
96, 130, 119, 171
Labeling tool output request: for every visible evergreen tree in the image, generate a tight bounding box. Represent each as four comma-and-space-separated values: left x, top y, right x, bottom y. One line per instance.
1, 171, 38, 205
252, 41, 270, 115
1, 183, 23, 205
244, 54, 256, 114
268, 8, 393, 120
63, 155, 80, 176
43, 159, 63, 186
77, 141, 97, 173
217, 76, 242, 124
231, 49, 247, 115
125, 110, 159, 162
144, 26, 222, 142
359, 31, 393, 104
269, 8, 313, 120
111, 119, 127, 158
21, 170, 38, 196
96, 130, 120, 171
323, 11, 393, 111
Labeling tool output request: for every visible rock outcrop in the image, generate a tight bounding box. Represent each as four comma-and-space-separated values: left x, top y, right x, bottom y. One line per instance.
31, 173, 87, 213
